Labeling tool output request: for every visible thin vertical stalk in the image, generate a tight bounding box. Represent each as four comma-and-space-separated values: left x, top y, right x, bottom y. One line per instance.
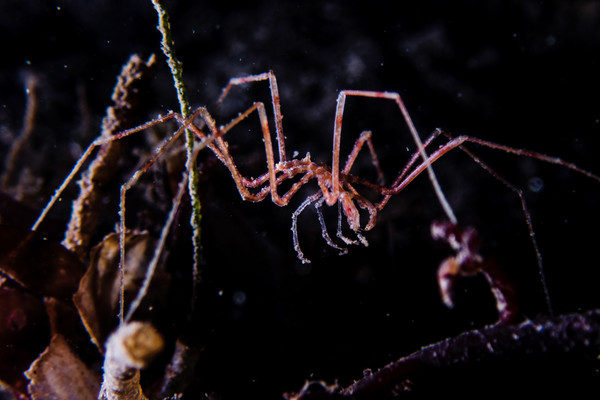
151, 0, 203, 308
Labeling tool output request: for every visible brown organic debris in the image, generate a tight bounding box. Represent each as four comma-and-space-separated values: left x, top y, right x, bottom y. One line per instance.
99, 322, 164, 400
62, 54, 157, 261
0, 285, 49, 391
1, 74, 40, 199
0, 225, 85, 302
25, 334, 100, 400
73, 231, 167, 350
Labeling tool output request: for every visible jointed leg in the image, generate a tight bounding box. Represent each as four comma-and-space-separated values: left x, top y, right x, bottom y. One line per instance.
314, 195, 348, 255
441, 133, 600, 183
192, 97, 335, 210
216, 70, 286, 163
123, 161, 189, 323
432, 131, 600, 317
385, 132, 600, 200
342, 130, 385, 186
374, 128, 443, 210
387, 129, 600, 318
115, 111, 229, 322
191, 100, 291, 205
29, 106, 222, 322
331, 90, 457, 225
292, 192, 323, 264
31, 112, 184, 232
336, 200, 369, 247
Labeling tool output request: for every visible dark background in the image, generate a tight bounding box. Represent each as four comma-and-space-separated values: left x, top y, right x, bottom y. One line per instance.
1, 0, 599, 397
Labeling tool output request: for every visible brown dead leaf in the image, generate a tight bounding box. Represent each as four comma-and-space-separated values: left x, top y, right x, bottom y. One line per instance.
25, 334, 100, 400
44, 296, 91, 349
0, 285, 49, 390
0, 225, 85, 302
73, 231, 169, 351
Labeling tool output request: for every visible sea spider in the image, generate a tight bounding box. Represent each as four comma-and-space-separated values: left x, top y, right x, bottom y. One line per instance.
30, 70, 599, 322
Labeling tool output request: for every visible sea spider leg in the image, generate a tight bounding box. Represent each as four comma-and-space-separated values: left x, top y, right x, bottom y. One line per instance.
292, 192, 324, 264
309, 130, 383, 251
374, 129, 600, 317
337, 125, 392, 236
373, 129, 600, 241
340, 128, 443, 206
27, 105, 223, 323
123, 101, 322, 313
123, 156, 190, 323
331, 90, 458, 226
198, 73, 442, 262
120, 103, 301, 321
216, 70, 286, 163
446, 143, 548, 316
334, 128, 444, 239
381, 132, 600, 202
342, 130, 385, 186
196, 95, 304, 206
314, 194, 348, 255
29, 105, 230, 321
122, 112, 253, 323
200, 73, 391, 257
317, 90, 460, 255
336, 130, 384, 243
210, 71, 332, 207
336, 200, 365, 246
117, 107, 217, 322
186, 101, 274, 201
31, 112, 185, 232
432, 130, 600, 316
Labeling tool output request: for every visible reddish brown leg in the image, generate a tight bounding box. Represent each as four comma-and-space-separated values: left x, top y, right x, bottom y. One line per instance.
342, 130, 385, 185
385, 132, 600, 199
216, 70, 286, 162
392, 131, 600, 321
117, 108, 241, 322
332, 91, 457, 224
31, 112, 184, 232
195, 77, 316, 207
